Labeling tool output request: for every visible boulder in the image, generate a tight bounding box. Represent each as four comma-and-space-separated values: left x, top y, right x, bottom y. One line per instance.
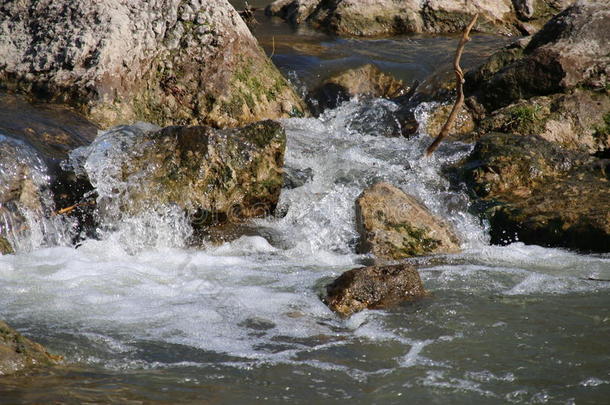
265, 0, 572, 37
0, 320, 61, 375
470, 1, 610, 112
454, 133, 610, 252
66, 120, 286, 226
324, 264, 427, 317
307, 64, 411, 115
0, 0, 306, 129
355, 182, 461, 260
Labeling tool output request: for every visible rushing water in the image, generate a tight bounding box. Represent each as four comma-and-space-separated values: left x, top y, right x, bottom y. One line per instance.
1, 8, 610, 405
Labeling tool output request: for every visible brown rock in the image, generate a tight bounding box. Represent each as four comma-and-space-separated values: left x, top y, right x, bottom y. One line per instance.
0, 320, 61, 376
356, 182, 461, 260
308, 64, 411, 115
324, 264, 427, 317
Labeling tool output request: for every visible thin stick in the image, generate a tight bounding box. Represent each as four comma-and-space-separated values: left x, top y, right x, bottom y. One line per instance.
53, 200, 95, 216
271, 36, 275, 58
426, 13, 478, 156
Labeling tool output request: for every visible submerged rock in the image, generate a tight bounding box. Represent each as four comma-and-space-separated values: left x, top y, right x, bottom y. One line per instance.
67, 120, 286, 227
266, 0, 570, 37
324, 264, 427, 317
455, 133, 610, 252
355, 183, 461, 260
0, 320, 61, 375
307, 64, 411, 115
0, 0, 306, 129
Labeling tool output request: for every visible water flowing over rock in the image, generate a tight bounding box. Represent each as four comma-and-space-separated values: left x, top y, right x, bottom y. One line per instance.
355, 182, 461, 260
0, 320, 61, 375
66, 120, 286, 230
307, 64, 412, 116
0, 0, 306, 129
265, 0, 572, 37
324, 264, 427, 317
454, 133, 610, 252
0, 134, 70, 251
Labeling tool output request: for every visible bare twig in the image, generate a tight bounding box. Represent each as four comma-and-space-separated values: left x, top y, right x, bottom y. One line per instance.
426, 13, 478, 156
53, 200, 95, 216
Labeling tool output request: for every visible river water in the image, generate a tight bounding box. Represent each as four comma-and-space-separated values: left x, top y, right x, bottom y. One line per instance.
1, 5, 609, 405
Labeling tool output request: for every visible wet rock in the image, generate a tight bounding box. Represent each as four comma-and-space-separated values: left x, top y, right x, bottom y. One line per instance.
474, 90, 610, 154
0, 0, 306, 129
425, 103, 476, 139
0, 237, 13, 255
355, 182, 461, 260
0, 135, 54, 247
471, 1, 610, 112
324, 264, 427, 317
283, 167, 313, 189
0, 320, 61, 375
455, 133, 610, 252
67, 120, 286, 226
307, 64, 411, 116
266, 0, 571, 37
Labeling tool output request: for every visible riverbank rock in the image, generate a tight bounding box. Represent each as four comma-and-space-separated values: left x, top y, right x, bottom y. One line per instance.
324, 264, 427, 317
0, 321, 61, 375
355, 183, 461, 260
454, 133, 610, 252
67, 120, 286, 226
307, 64, 412, 115
468, 1, 609, 112
266, 0, 572, 37
0, 0, 306, 129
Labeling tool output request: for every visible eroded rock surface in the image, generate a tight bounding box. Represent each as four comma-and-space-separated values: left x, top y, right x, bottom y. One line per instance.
324, 264, 427, 317
356, 182, 461, 260
0, 0, 306, 129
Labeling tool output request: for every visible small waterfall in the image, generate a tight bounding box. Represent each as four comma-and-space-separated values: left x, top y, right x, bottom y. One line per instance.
0, 134, 74, 251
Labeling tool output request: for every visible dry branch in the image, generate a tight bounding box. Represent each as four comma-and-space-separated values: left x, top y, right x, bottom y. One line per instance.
425, 13, 478, 156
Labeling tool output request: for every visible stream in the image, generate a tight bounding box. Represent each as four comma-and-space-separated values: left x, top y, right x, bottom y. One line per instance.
0, 4, 609, 404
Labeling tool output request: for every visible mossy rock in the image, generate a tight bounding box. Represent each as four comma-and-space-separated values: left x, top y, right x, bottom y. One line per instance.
0, 321, 61, 375
0, 237, 13, 255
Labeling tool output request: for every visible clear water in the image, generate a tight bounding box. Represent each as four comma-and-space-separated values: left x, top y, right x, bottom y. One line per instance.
1, 5, 610, 404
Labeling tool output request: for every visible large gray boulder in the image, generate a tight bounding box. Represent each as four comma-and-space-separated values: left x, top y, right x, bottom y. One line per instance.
324, 264, 427, 317
266, 0, 573, 37
0, 0, 306, 129
356, 182, 461, 260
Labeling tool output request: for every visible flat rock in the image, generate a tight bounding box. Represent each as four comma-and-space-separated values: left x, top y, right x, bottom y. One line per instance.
324, 264, 427, 317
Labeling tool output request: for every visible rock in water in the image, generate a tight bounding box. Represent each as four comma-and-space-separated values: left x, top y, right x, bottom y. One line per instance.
356, 183, 461, 260
307, 64, 410, 115
0, 0, 306, 129
324, 264, 427, 317
0, 320, 61, 375
454, 133, 610, 252
0, 237, 13, 255
67, 120, 286, 226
